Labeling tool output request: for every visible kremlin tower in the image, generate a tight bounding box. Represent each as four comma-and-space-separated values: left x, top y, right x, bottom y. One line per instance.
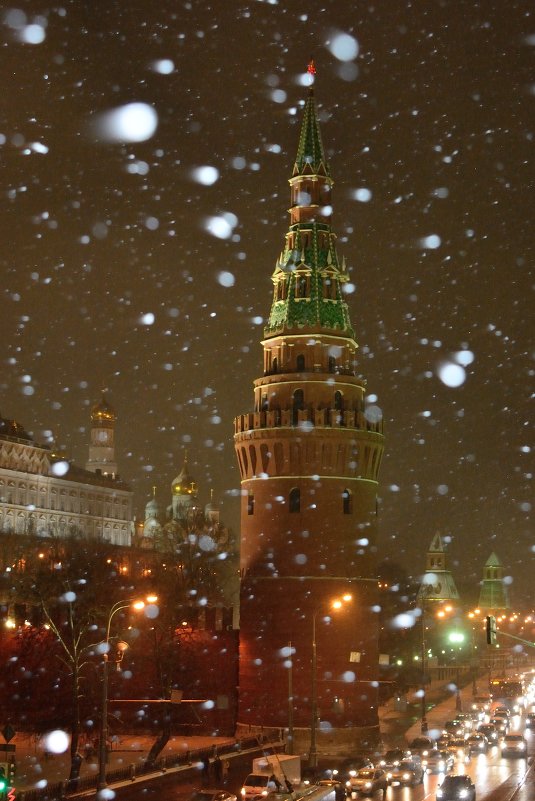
85, 394, 118, 477
234, 66, 385, 757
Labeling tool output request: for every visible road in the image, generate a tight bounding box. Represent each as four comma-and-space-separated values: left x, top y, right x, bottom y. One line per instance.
111, 717, 534, 801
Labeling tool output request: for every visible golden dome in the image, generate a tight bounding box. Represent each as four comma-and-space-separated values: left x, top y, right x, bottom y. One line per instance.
171, 453, 197, 496
91, 394, 116, 424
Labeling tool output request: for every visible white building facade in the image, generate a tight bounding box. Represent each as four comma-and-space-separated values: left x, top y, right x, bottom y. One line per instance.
0, 401, 133, 546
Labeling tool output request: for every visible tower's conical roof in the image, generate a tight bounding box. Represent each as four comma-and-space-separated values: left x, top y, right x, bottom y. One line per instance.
485, 552, 502, 567
292, 87, 329, 178
264, 64, 354, 341
428, 532, 444, 553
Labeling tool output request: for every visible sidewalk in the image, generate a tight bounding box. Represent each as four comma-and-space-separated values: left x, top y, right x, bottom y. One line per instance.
11, 733, 235, 793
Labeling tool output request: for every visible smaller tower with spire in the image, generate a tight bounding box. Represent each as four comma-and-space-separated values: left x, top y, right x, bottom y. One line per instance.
417, 532, 460, 603
478, 552, 510, 612
86, 394, 118, 477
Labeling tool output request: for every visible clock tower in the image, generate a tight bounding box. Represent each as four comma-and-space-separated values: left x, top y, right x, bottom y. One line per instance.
86, 394, 118, 477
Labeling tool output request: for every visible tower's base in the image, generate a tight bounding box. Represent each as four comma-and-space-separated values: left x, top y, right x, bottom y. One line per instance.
235, 722, 381, 761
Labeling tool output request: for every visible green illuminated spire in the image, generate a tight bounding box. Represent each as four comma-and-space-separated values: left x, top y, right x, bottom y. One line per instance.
265, 65, 355, 341
293, 85, 330, 178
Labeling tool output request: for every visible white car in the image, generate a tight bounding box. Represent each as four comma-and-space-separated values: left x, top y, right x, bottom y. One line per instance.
423, 750, 454, 774
240, 775, 280, 799
500, 734, 527, 758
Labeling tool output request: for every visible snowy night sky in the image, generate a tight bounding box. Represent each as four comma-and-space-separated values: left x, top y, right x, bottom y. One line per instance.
1, 1, 533, 600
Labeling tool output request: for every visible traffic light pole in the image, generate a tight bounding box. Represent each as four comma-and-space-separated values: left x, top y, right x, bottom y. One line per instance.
486, 615, 535, 648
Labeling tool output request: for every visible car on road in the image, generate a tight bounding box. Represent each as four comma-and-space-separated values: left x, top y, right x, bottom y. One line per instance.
376, 749, 410, 769
493, 706, 510, 718
240, 774, 280, 799
338, 757, 374, 784
490, 716, 508, 735
408, 736, 435, 757
443, 720, 465, 737
346, 768, 387, 797
436, 735, 452, 751
436, 774, 476, 801
443, 737, 470, 763
471, 694, 491, 713
454, 713, 473, 731
524, 712, 535, 729
422, 750, 454, 774
476, 723, 498, 744
387, 759, 424, 787
466, 734, 489, 754
500, 734, 528, 757
191, 791, 238, 801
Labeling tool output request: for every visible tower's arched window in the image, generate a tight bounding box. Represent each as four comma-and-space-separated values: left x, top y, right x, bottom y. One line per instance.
260, 443, 270, 473
292, 389, 304, 425
324, 277, 334, 299
296, 354, 305, 371
289, 487, 301, 513
343, 489, 352, 514
272, 357, 278, 374
247, 493, 254, 515
334, 391, 343, 411
297, 275, 307, 298
249, 445, 257, 475
328, 356, 336, 373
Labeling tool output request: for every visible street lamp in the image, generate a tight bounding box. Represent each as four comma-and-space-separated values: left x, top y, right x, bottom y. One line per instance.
309, 593, 352, 769
418, 585, 434, 735
97, 595, 157, 790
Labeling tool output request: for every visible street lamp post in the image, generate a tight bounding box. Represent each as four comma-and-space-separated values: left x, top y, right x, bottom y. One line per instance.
309, 612, 319, 770
97, 596, 156, 790
309, 594, 352, 769
420, 601, 428, 734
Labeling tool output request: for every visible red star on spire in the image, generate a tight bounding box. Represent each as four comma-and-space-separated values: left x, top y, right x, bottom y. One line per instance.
307, 59, 316, 75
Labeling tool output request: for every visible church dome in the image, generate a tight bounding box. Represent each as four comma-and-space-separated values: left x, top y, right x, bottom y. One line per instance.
145, 496, 159, 517
91, 395, 116, 424
171, 455, 197, 496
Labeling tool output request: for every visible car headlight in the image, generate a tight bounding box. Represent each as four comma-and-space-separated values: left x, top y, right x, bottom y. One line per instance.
345, 781, 351, 787
459, 790, 469, 799
349, 771, 356, 777
364, 783, 372, 788
479, 743, 485, 749
436, 791, 443, 799
519, 743, 526, 750
386, 773, 392, 780
438, 762, 444, 770
422, 750, 428, 756
402, 773, 410, 780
